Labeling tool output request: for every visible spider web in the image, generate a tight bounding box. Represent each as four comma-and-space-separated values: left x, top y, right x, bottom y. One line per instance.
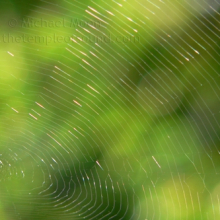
1, 0, 220, 219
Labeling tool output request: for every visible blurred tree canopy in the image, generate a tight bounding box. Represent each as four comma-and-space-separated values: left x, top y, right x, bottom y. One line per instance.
0, 0, 220, 219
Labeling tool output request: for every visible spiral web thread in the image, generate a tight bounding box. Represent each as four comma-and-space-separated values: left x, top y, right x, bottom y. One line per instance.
1, 0, 220, 219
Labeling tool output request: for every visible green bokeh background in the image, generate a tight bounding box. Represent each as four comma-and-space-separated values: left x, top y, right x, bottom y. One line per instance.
1, 0, 220, 219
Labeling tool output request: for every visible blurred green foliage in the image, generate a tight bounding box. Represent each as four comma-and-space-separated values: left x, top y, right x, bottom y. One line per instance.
1, 0, 220, 219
